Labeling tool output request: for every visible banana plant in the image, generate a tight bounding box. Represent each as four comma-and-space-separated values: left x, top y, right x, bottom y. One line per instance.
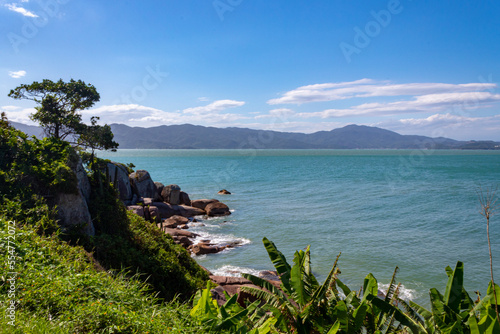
468, 282, 500, 334
190, 281, 277, 333
332, 268, 427, 334
241, 238, 425, 334
408, 261, 476, 333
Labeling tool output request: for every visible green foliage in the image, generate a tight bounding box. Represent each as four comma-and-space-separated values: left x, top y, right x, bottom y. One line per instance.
0, 218, 207, 333
236, 238, 421, 333
8, 79, 119, 156
191, 281, 277, 333
198, 238, 500, 334
0, 124, 78, 199
8, 79, 100, 140
409, 261, 500, 334
81, 167, 208, 301
77, 116, 118, 167
89, 211, 209, 301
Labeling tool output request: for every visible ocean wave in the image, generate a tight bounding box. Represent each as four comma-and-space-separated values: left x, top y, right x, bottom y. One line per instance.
209, 265, 261, 277
192, 231, 251, 248
378, 283, 417, 301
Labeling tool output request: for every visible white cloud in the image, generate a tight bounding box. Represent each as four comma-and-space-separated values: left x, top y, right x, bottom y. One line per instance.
8, 70, 26, 78
268, 79, 498, 105
87, 102, 248, 127
5, 3, 38, 17
255, 108, 296, 119
375, 114, 500, 140
198, 97, 210, 102
183, 99, 245, 115
1, 105, 36, 124
297, 92, 500, 118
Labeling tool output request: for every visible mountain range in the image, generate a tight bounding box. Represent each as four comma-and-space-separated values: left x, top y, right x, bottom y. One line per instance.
10, 122, 500, 150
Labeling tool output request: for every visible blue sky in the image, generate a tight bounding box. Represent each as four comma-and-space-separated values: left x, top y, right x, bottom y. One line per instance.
1, 0, 500, 140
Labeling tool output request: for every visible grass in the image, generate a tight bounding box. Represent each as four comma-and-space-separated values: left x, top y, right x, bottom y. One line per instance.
0, 217, 210, 333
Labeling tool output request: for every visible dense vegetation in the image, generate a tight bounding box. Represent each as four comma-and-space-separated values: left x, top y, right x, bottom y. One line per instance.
0, 114, 209, 332
192, 238, 500, 333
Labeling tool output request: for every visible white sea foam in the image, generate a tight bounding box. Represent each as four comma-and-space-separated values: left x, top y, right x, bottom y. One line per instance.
210, 265, 261, 277
378, 283, 417, 301
192, 232, 251, 248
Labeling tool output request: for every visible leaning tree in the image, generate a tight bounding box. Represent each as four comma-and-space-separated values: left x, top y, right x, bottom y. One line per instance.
8, 78, 118, 155
8, 78, 100, 140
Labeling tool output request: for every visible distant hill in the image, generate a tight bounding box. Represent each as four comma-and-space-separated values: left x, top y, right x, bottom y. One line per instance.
10, 122, 500, 150
10, 121, 44, 138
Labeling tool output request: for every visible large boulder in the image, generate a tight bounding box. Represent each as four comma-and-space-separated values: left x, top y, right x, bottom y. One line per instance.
179, 205, 205, 217
161, 184, 181, 204
205, 202, 231, 216
154, 182, 164, 202
162, 215, 189, 228
160, 227, 198, 238
180, 191, 191, 206
191, 242, 225, 256
129, 170, 157, 199
191, 199, 219, 211
148, 206, 160, 223
172, 235, 193, 248
106, 162, 133, 203
54, 158, 94, 235
127, 205, 145, 218
154, 202, 205, 219
76, 158, 91, 203
55, 192, 94, 235
153, 202, 176, 219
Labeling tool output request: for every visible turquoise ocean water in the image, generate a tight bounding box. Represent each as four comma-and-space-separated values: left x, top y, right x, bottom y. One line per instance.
97, 149, 500, 306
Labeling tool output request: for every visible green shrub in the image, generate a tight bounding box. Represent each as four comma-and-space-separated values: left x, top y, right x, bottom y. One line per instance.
90, 211, 209, 301
0, 217, 207, 333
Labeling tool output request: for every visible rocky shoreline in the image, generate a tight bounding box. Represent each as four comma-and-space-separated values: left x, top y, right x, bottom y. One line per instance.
105, 162, 282, 304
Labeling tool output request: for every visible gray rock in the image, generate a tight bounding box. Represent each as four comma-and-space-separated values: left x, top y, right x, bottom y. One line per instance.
75, 158, 91, 204
54, 158, 94, 235
55, 192, 94, 235
129, 170, 157, 199
154, 182, 164, 202
210, 286, 227, 306
180, 191, 191, 206
107, 162, 133, 202
161, 184, 181, 204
